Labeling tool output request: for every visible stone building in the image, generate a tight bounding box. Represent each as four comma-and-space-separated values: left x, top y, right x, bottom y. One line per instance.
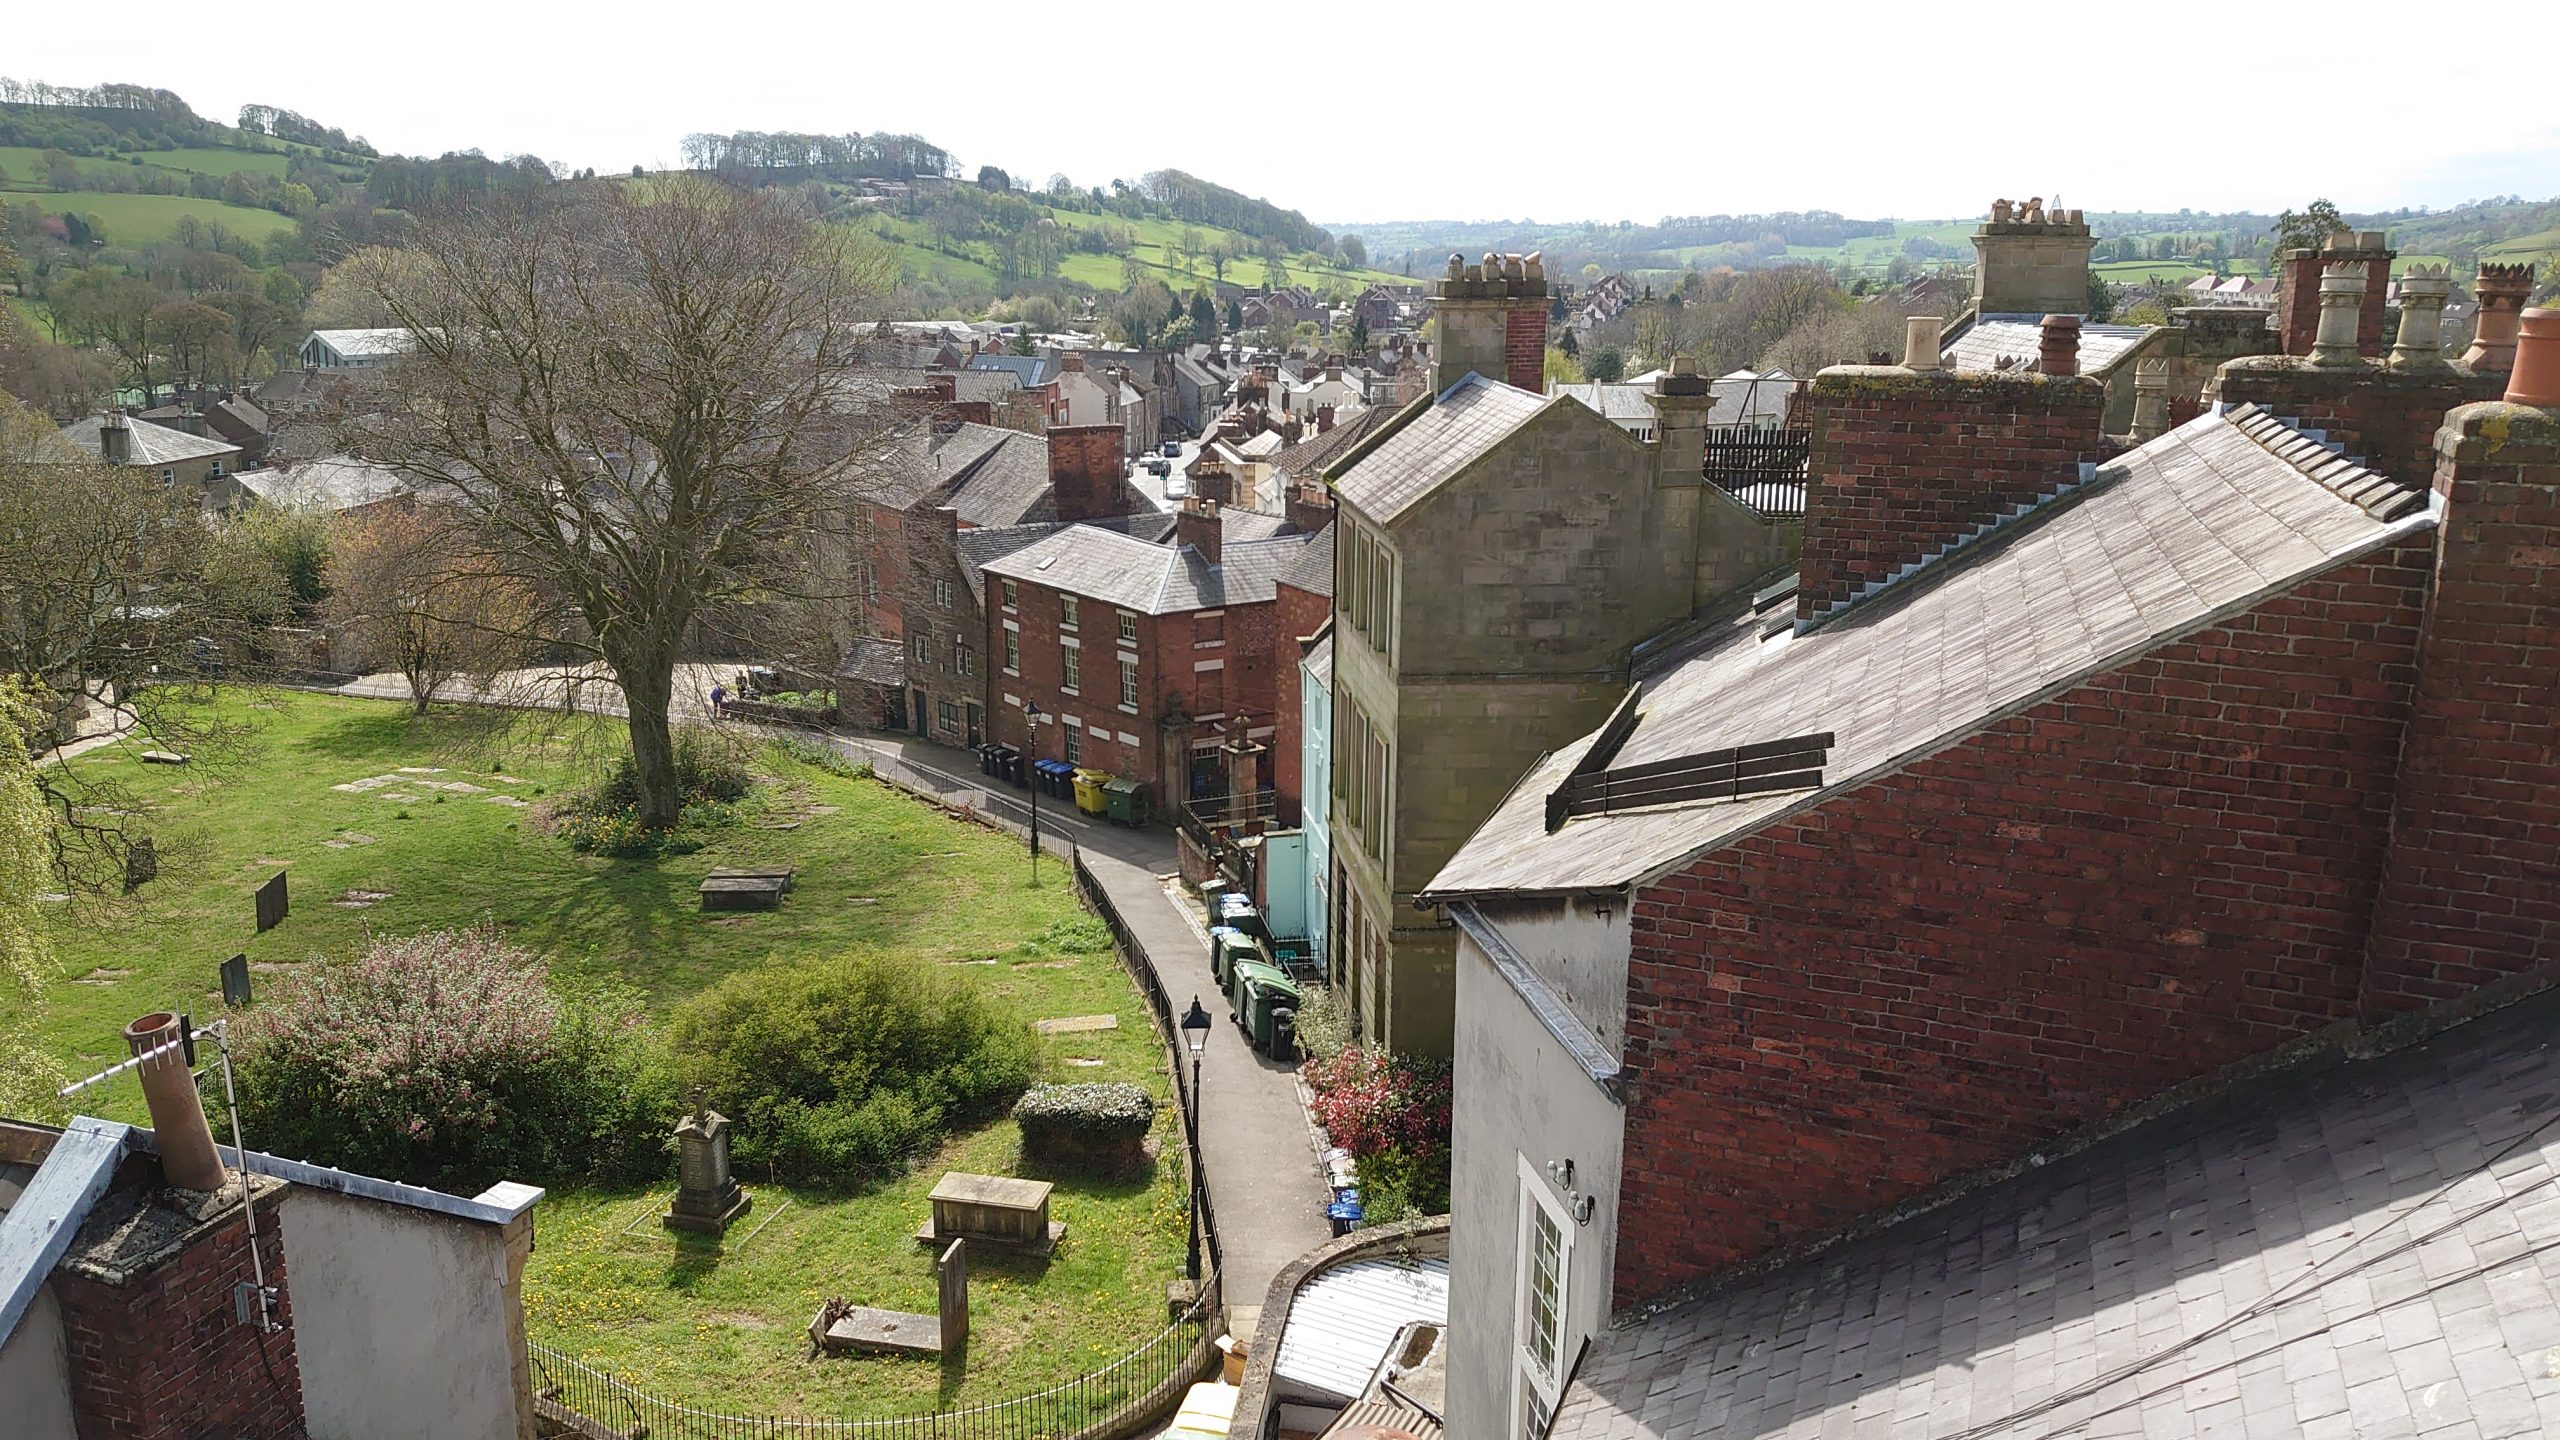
1321, 252, 1798, 1058
1935, 202, 2169, 433
1414, 284, 2552, 1436
58, 409, 248, 511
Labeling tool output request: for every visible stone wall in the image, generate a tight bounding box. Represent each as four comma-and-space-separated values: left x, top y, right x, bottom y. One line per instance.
1797, 368, 2104, 619
1614, 538, 2437, 1304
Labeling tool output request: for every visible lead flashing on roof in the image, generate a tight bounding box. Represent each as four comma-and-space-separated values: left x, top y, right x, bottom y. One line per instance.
1445, 903, 1627, 1103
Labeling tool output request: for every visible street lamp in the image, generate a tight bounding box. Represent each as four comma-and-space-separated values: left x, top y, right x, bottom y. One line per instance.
1179, 995, 1212, 1281
1025, 701, 1049, 883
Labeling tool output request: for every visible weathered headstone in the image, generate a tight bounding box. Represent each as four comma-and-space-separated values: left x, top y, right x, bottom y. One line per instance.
937, 1238, 968, 1352
665, 1090, 751, 1236
123, 836, 157, 893
220, 953, 252, 1008
254, 872, 288, 932
915, 1172, 1063, 1256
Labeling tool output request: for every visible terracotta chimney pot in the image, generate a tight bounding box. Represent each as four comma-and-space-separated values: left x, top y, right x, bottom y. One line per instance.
2038, 314, 2082, 378
125, 1011, 226, 1191
2507, 309, 2560, 410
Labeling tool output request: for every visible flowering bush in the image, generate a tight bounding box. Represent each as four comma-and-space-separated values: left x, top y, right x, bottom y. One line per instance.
1302, 1044, 1452, 1159
670, 951, 1035, 1184
234, 924, 672, 1192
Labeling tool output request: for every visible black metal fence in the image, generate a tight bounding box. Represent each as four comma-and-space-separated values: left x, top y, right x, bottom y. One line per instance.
1701, 424, 1811, 517
1072, 852, 1223, 1280
529, 1283, 1220, 1440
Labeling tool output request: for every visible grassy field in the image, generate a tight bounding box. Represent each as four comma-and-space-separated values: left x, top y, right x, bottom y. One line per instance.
9, 189, 296, 246
30, 691, 1185, 1419
127, 147, 293, 179
864, 203, 1410, 299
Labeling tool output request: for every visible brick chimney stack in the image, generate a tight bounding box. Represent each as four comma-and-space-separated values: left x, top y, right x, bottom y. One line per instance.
2279, 231, 2395, 358
1797, 364, 2104, 621
1969, 200, 2096, 317
1285, 481, 1334, 535
2464, 263, 2536, 373
2359, 312, 2560, 1017
1176, 495, 1222, 565
1316, 404, 1336, 435
2038, 314, 2082, 377
99, 408, 131, 465
1430, 250, 1548, 393
1047, 423, 1128, 523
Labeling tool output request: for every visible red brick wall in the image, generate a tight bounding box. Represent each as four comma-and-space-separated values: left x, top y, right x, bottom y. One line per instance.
1269, 580, 1330, 824
57, 1191, 306, 1439
1614, 541, 2434, 1305
1048, 424, 1128, 523
1797, 372, 2103, 619
2215, 362, 2499, 489
2362, 405, 2560, 1014
1504, 305, 1546, 393
2274, 247, 2394, 359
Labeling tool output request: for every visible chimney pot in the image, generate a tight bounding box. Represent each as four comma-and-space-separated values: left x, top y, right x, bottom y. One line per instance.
125, 1011, 226, 1191
2508, 309, 2560, 410
2039, 314, 2082, 377
1904, 316, 1944, 371
2390, 266, 2455, 369
2465, 263, 2538, 372
2130, 358, 2171, 441
2311, 263, 2368, 366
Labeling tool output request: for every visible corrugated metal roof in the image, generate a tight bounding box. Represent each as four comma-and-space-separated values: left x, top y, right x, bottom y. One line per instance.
1271, 1256, 1451, 1404
1331, 375, 1547, 524
306, 327, 414, 357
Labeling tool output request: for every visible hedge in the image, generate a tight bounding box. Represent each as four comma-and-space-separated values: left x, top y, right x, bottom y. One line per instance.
1014, 1082, 1156, 1174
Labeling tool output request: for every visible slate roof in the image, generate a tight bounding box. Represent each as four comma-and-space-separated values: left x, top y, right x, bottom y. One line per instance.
237, 456, 409, 512
1944, 319, 2157, 377
1280, 523, 1335, 597
1329, 373, 1549, 524
967, 353, 1053, 387
978, 525, 1314, 614
1422, 407, 2434, 897
58, 413, 242, 466
1304, 628, 1334, 688
1549, 987, 2560, 1440
1555, 382, 1661, 426
952, 513, 1172, 592
1272, 405, 1400, 482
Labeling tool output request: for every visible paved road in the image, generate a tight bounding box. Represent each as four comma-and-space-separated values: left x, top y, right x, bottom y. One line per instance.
326, 667, 1337, 1338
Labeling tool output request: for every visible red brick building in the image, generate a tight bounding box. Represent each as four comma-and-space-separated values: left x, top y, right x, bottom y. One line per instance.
1418, 311, 2557, 1436
979, 497, 1317, 815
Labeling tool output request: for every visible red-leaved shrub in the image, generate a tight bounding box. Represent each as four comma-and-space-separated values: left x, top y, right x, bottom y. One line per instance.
1302, 1044, 1452, 1159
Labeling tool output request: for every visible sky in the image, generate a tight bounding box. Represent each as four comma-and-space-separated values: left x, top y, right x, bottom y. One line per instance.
16, 0, 2559, 228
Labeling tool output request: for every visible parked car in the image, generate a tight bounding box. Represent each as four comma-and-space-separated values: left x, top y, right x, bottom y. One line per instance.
1145, 456, 1171, 476
1161, 439, 1182, 457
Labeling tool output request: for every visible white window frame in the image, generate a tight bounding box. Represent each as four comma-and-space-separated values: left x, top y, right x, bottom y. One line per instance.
1060, 637, 1082, 694
1060, 594, 1081, 631
1119, 657, 1139, 710
1511, 1155, 1575, 1440
1117, 610, 1138, 644
935, 577, 953, 608
1004, 628, 1020, 674
1002, 578, 1018, 611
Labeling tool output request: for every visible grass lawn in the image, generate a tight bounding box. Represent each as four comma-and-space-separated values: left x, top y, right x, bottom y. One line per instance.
29, 690, 1186, 1419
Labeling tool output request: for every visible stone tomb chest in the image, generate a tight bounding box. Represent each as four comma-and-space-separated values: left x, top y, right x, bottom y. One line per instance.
916, 1171, 1064, 1256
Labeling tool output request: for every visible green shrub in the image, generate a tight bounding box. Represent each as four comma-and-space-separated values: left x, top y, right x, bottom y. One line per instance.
1287, 985, 1355, 1063
233, 924, 674, 1193
594, 726, 752, 809
671, 952, 1036, 1185
1015, 1082, 1155, 1173
1354, 1142, 1451, 1224
556, 727, 754, 856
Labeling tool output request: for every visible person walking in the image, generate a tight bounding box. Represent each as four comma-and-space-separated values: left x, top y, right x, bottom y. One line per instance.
708, 681, 728, 720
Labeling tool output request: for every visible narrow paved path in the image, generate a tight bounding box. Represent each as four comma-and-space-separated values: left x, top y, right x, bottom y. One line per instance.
325, 669, 1338, 1339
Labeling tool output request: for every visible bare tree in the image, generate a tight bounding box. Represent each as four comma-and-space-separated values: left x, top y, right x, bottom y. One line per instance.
347, 178, 902, 826
327, 502, 539, 713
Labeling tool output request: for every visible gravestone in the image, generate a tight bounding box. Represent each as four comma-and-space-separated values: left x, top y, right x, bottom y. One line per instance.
254, 872, 288, 932
915, 1172, 1063, 1256
665, 1091, 751, 1236
123, 836, 157, 893
220, 953, 251, 1007
810, 1239, 968, 1359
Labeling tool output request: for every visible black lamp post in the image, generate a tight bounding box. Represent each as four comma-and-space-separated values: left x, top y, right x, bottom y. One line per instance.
1025, 700, 1046, 883
1179, 995, 1212, 1281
